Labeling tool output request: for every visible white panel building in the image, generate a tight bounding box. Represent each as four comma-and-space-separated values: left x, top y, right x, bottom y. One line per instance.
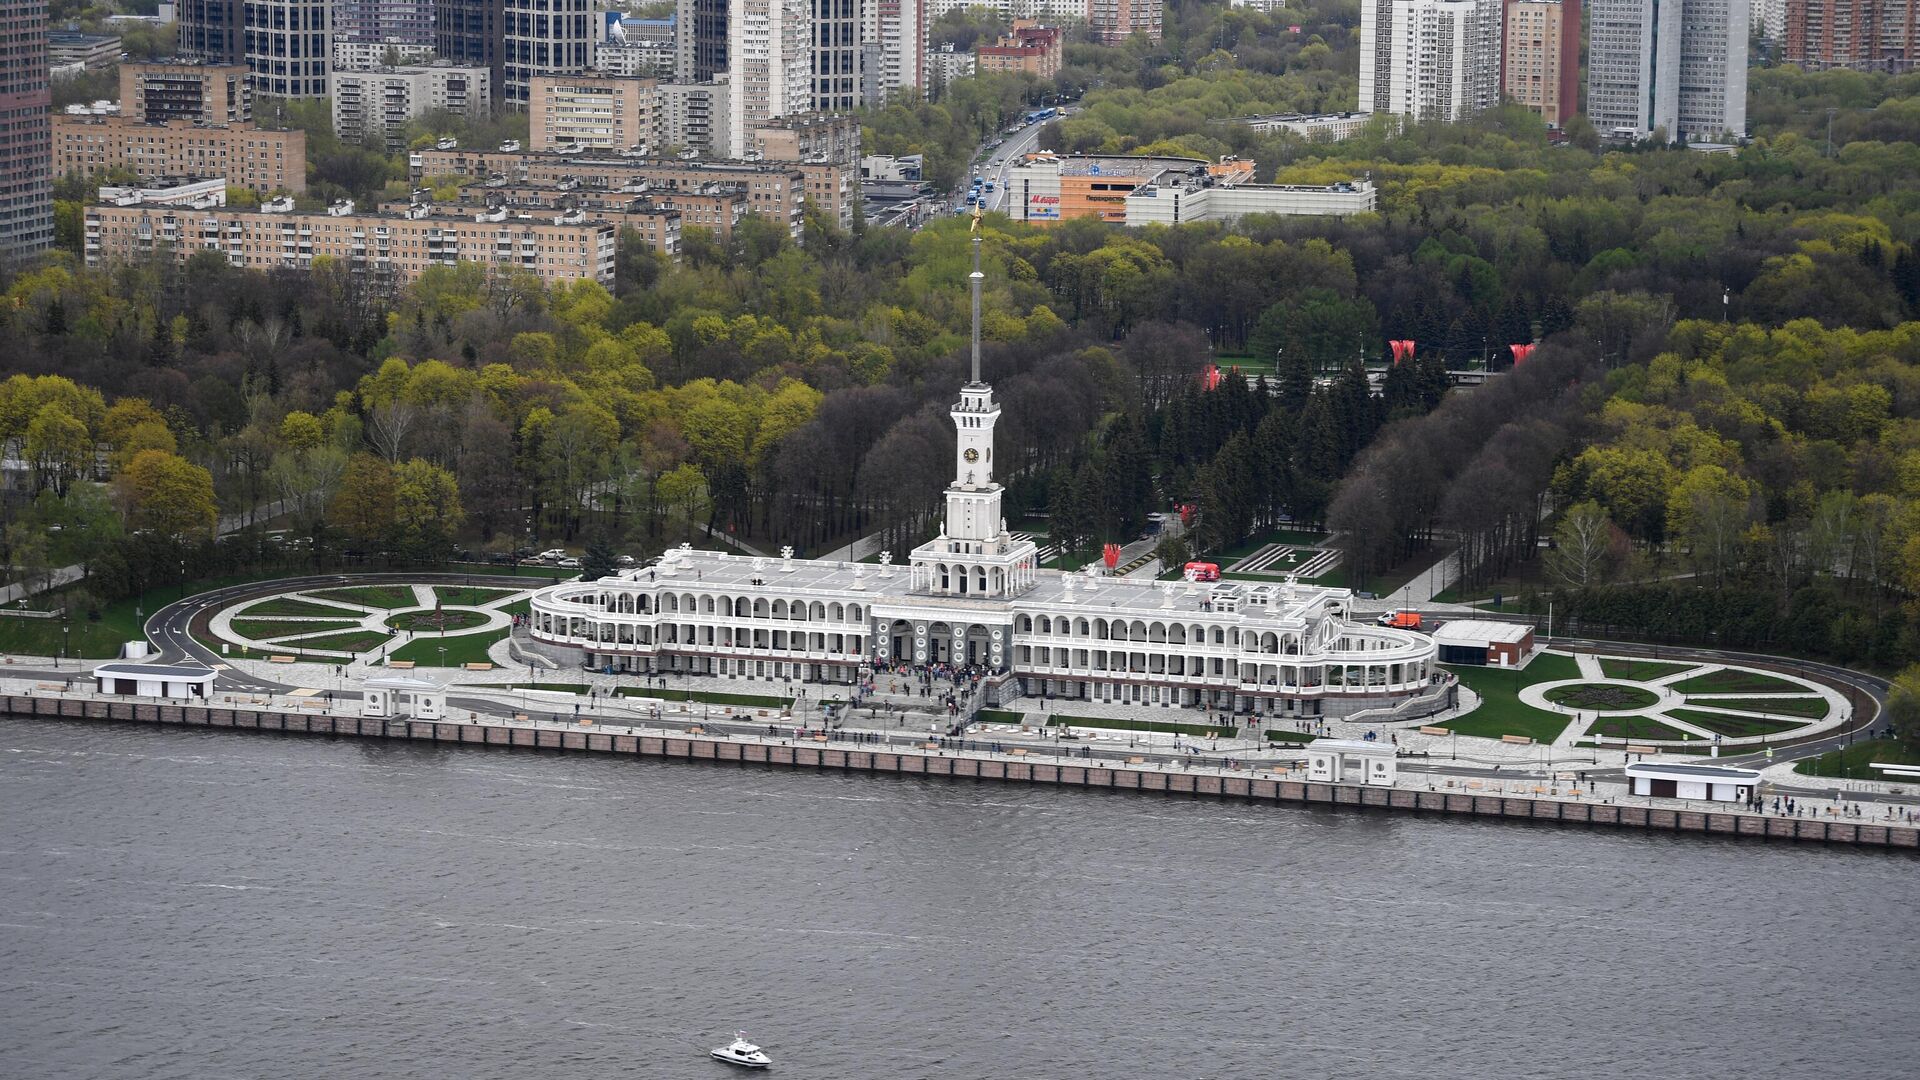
726, 0, 811, 157
1357, 0, 1503, 122
331, 65, 492, 151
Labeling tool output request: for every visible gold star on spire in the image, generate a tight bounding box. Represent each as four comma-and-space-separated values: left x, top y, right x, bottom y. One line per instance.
971, 205, 982, 234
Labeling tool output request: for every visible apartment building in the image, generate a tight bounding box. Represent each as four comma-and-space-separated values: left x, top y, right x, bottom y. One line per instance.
178, 0, 243, 64
1785, 0, 1920, 70
528, 74, 656, 151
655, 79, 732, 157
331, 66, 492, 151
409, 146, 810, 236
478, 178, 748, 237
53, 117, 306, 193
811, 0, 864, 113
874, 0, 924, 101
1502, 0, 1580, 127
749, 111, 859, 163
677, 0, 731, 82
120, 62, 251, 125
0, 0, 54, 261
977, 20, 1065, 79
1088, 0, 1162, 43
436, 0, 507, 95
726, 0, 810, 157
333, 0, 435, 50
598, 40, 680, 78
1358, 0, 1503, 122
85, 200, 617, 285
332, 37, 437, 71
244, 1, 333, 97
504, 0, 600, 105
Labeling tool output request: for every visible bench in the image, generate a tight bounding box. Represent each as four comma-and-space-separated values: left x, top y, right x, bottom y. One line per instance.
269, 655, 296, 664
463, 662, 492, 671
1501, 734, 1534, 745
1419, 725, 1450, 736
388, 660, 415, 670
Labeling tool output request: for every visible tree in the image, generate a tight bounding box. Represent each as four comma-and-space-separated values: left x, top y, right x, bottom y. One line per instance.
392, 458, 464, 560
329, 453, 397, 552
1544, 501, 1617, 589
1886, 665, 1920, 750
656, 463, 709, 544
114, 450, 218, 541
581, 536, 618, 581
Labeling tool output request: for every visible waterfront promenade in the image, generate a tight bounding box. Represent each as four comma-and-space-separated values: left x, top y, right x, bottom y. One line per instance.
5, 681, 1914, 850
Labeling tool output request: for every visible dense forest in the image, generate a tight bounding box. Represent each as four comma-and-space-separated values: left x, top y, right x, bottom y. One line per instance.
19, 3, 1920, 681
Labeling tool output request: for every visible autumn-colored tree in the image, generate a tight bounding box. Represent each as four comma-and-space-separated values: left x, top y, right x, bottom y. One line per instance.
114, 450, 218, 541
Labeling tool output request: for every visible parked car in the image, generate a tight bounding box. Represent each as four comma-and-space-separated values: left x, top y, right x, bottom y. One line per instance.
536, 548, 567, 561
556, 556, 582, 569
615, 554, 637, 567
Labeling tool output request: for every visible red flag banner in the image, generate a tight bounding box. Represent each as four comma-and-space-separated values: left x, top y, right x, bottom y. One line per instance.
1510, 343, 1536, 365
1103, 543, 1122, 569
1201, 363, 1223, 390
1389, 340, 1415, 364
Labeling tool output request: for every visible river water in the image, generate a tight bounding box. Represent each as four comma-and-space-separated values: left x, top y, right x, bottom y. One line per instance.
1, 721, 1914, 1080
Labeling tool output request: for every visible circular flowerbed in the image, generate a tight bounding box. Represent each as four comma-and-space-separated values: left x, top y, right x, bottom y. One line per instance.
386, 608, 490, 633
1543, 682, 1660, 712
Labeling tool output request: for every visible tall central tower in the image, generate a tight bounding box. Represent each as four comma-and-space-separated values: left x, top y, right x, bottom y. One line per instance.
910, 214, 1040, 599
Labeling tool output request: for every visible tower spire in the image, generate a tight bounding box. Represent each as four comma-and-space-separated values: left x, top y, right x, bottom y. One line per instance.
969, 208, 983, 385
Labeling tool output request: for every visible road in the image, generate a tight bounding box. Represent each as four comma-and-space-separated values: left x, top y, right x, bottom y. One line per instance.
980, 115, 1049, 214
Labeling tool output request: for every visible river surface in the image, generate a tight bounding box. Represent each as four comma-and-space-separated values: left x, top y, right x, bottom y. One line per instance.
1, 721, 1914, 1080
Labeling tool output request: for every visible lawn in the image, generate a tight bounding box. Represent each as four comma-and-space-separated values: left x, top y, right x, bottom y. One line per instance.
1793, 739, 1920, 782
1264, 729, 1314, 743
280, 630, 394, 654
1437, 653, 1581, 743
1688, 696, 1830, 719
1664, 709, 1803, 739
1544, 682, 1660, 711
460, 682, 591, 694
386, 609, 490, 633
975, 708, 1026, 725
1047, 714, 1238, 739
433, 585, 522, 607
616, 686, 794, 708
236, 596, 365, 618
1587, 715, 1691, 741
502, 598, 531, 617
1598, 658, 1699, 681
307, 585, 420, 609
229, 618, 360, 640
1669, 669, 1805, 695
0, 571, 284, 659
385, 628, 508, 666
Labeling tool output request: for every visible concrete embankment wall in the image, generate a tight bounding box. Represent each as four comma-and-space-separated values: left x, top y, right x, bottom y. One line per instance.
8, 694, 1916, 852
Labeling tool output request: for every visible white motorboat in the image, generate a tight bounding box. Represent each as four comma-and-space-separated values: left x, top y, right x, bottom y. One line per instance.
711, 1033, 771, 1069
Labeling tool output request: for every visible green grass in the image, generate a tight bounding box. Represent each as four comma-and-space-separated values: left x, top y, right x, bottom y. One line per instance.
433, 585, 522, 606
615, 686, 794, 708
307, 585, 420, 609
459, 682, 591, 694
229, 618, 360, 640
1685, 696, 1829, 719
1543, 682, 1660, 711
1587, 715, 1690, 741
1047, 714, 1238, 738
386, 609, 490, 633
1793, 740, 1920, 782
1437, 653, 1581, 743
1264, 729, 1314, 743
975, 708, 1026, 725
501, 598, 531, 617
236, 596, 365, 618
1598, 658, 1699, 681
1669, 669, 1805, 695
384, 628, 508, 666
279, 630, 394, 654
1665, 709, 1804, 739
0, 572, 283, 660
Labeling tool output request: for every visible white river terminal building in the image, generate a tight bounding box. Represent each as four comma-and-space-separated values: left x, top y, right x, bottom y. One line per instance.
530, 228, 1440, 718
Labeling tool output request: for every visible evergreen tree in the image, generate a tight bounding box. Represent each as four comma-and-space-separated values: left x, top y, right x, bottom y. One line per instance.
581, 536, 618, 581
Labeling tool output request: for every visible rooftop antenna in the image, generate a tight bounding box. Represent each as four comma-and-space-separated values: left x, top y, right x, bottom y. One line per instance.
969, 205, 983, 386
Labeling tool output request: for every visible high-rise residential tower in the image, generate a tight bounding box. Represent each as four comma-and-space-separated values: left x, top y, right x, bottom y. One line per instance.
1784, 0, 1920, 69
1588, 0, 1748, 141
1359, 0, 1503, 122
677, 0, 731, 81
811, 0, 863, 113
436, 0, 506, 100
1502, 0, 1580, 127
0, 0, 53, 261
726, 0, 809, 157
501, 0, 598, 106
243, 1, 333, 97
179, 0, 242, 63
334, 0, 435, 49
